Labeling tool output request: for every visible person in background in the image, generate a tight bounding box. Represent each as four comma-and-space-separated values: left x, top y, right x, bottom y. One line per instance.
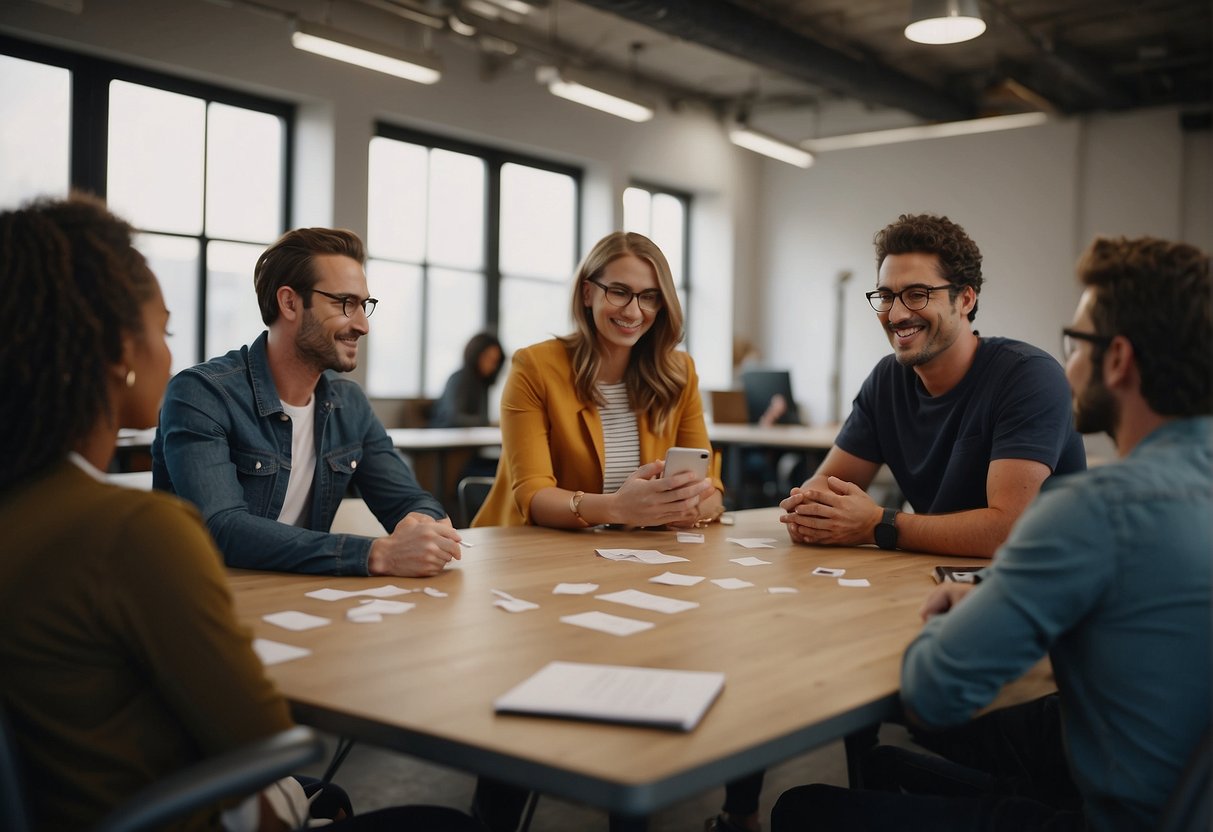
772, 235, 1211, 831
0, 194, 484, 831
153, 227, 461, 577
469, 230, 723, 831
431, 331, 505, 428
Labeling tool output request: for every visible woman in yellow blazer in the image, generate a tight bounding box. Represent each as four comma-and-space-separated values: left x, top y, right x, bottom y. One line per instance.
473, 230, 723, 528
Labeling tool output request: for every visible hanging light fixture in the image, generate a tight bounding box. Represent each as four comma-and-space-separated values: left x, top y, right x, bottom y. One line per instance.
904, 0, 987, 45
729, 125, 814, 169
291, 20, 442, 85
537, 67, 655, 123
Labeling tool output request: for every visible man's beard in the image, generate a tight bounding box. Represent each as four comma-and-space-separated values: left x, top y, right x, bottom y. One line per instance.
296, 310, 356, 373
1073, 366, 1119, 437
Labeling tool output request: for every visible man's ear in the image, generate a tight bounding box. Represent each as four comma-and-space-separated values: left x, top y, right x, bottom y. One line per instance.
277, 286, 300, 322
957, 285, 977, 318
1102, 334, 1137, 389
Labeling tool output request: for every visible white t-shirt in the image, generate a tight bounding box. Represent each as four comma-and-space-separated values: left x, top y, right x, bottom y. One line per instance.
277, 397, 316, 527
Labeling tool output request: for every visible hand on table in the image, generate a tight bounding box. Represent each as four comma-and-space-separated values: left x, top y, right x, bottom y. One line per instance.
919, 582, 978, 620
779, 476, 883, 546
368, 513, 462, 577
612, 460, 716, 528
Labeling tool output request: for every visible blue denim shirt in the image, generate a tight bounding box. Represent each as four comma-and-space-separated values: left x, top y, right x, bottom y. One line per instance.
903, 417, 1213, 831
152, 332, 446, 575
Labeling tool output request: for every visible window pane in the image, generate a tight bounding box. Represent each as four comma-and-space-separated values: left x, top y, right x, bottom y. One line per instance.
425, 268, 486, 398
108, 81, 205, 234
138, 233, 200, 375
651, 193, 686, 286
427, 148, 484, 270
206, 240, 265, 358
0, 55, 70, 209
366, 259, 423, 397
500, 163, 576, 281
368, 137, 427, 262
206, 103, 283, 242
622, 186, 651, 236
499, 276, 570, 353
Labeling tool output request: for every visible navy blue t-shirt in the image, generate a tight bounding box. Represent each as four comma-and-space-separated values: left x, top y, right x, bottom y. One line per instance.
835, 337, 1087, 514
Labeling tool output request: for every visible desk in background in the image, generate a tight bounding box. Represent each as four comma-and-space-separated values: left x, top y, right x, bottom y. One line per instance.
386, 427, 503, 518
231, 508, 1052, 828
706, 423, 838, 509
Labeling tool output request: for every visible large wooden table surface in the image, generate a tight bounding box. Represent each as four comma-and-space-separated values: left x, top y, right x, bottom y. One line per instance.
228, 508, 1052, 817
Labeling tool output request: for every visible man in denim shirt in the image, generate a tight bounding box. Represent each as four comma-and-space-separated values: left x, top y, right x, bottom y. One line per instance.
153, 228, 462, 576
772, 236, 1211, 831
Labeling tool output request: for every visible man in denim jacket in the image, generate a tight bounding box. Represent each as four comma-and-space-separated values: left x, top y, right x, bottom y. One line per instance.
153, 227, 462, 576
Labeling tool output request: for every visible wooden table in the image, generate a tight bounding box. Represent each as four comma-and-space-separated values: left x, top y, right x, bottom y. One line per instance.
229, 508, 1052, 824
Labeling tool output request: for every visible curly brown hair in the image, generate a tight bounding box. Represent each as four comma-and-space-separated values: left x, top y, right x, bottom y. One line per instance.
873, 213, 984, 322
1077, 236, 1211, 418
0, 193, 157, 489
254, 227, 365, 325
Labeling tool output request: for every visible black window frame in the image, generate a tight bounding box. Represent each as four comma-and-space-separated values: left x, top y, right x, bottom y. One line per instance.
626, 179, 693, 333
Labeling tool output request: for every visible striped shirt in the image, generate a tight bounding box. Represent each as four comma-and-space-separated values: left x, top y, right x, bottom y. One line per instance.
598, 382, 640, 494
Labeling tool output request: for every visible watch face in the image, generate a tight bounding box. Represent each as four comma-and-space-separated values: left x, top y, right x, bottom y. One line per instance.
875, 516, 898, 549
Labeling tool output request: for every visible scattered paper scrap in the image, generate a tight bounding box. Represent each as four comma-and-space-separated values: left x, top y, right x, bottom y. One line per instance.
458, 539, 474, 547
812, 567, 845, 577
649, 571, 706, 586
560, 611, 655, 636
492, 589, 539, 613
727, 538, 776, 549
767, 586, 799, 594
729, 556, 772, 567
252, 638, 311, 666
595, 588, 699, 614
839, 578, 871, 587
596, 548, 689, 564
262, 610, 331, 631
711, 577, 755, 590
306, 585, 412, 601
423, 587, 448, 598
676, 532, 705, 543
720, 514, 736, 526
346, 599, 416, 624
553, 582, 599, 595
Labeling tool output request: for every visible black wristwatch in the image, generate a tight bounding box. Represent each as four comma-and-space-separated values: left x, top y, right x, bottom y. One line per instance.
874, 507, 899, 550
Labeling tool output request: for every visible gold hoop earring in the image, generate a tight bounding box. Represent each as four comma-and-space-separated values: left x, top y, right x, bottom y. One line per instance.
125, 369, 136, 388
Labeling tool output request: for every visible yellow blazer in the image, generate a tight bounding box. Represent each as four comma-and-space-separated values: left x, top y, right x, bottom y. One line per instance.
473, 338, 723, 526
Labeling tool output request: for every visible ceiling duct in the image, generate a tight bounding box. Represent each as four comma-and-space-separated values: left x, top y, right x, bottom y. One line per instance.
574, 0, 973, 122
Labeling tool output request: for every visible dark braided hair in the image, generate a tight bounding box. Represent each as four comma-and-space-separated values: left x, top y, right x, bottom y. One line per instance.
0, 193, 156, 490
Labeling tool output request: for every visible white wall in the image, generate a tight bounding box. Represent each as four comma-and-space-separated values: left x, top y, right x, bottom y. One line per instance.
757, 106, 1208, 449
0, 0, 758, 389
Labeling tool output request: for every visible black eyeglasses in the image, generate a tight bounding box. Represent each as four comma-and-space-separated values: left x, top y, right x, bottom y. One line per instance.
1061, 328, 1112, 360
587, 278, 664, 312
865, 284, 954, 313
312, 289, 378, 318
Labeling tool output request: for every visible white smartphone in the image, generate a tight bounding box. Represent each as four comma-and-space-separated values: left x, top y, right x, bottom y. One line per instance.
662, 447, 710, 481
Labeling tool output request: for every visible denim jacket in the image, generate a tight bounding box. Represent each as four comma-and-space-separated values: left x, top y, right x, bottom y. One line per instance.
152, 332, 445, 575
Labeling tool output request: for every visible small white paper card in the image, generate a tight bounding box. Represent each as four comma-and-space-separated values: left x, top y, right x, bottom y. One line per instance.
727, 537, 777, 549
252, 638, 311, 666
595, 588, 699, 614
633, 550, 691, 564
649, 571, 705, 586
357, 599, 415, 615
560, 611, 655, 637
423, 587, 448, 598
553, 582, 599, 595
492, 589, 539, 613
812, 567, 845, 577
495, 661, 725, 731
839, 578, 871, 587
306, 585, 412, 601
711, 577, 754, 590
729, 556, 772, 566
596, 548, 689, 564
262, 610, 331, 631
768, 586, 799, 594
676, 532, 705, 543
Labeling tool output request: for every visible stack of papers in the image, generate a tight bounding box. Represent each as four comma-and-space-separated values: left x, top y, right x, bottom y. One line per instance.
494, 660, 725, 731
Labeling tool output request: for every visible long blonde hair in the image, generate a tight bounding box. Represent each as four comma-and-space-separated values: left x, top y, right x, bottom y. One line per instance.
559, 231, 687, 433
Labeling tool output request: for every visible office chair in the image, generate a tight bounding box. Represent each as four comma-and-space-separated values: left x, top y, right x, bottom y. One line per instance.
1, 703, 323, 832
1153, 724, 1211, 832
458, 475, 496, 527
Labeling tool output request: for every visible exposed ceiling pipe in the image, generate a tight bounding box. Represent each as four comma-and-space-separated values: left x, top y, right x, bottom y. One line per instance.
572, 0, 973, 122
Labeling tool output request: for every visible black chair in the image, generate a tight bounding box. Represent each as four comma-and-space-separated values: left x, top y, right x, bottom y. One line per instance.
1154, 724, 1211, 832
1, 704, 323, 832
458, 475, 496, 527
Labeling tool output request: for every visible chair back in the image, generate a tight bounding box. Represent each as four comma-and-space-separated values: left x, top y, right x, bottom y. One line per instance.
458, 476, 496, 527
708, 390, 748, 424
1154, 724, 1211, 832
0, 705, 30, 832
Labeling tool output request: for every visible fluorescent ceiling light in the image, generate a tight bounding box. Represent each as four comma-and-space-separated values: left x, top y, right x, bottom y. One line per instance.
905, 0, 986, 44
291, 21, 441, 85
802, 112, 1049, 153
538, 67, 654, 123
729, 126, 814, 168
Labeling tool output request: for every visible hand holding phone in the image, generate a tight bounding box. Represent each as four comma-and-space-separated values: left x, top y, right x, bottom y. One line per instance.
662, 447, 710, 481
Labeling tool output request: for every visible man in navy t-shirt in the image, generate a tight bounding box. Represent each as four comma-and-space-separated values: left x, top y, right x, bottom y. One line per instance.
780, 213, 1086, 557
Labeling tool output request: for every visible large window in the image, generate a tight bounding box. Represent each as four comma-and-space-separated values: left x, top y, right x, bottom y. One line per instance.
366, 125, 580, 398
0, 36, 291, 374
623, 183, 691, 319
